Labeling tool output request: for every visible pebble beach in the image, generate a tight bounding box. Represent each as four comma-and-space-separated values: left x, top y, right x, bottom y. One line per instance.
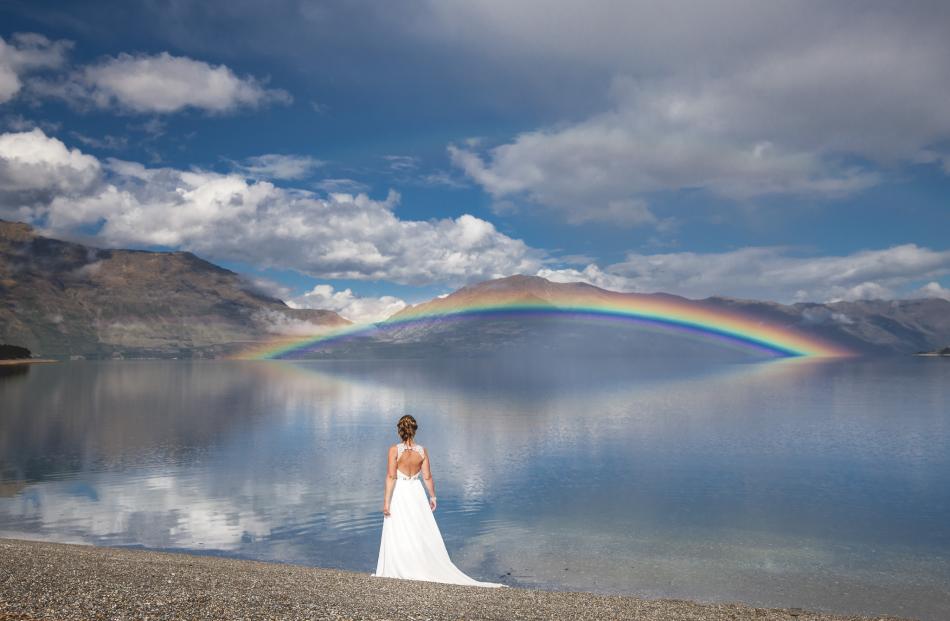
0, 538, 909, 621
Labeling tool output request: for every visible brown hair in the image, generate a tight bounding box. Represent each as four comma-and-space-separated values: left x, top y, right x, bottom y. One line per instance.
397, 415, 418, 442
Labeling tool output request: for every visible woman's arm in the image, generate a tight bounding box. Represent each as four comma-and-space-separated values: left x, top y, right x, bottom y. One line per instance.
422, 447, 437, 511
382, 445, 397, 516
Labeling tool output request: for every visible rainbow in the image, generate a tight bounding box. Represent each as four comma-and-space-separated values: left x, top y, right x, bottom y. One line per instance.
236, 289, 853, 360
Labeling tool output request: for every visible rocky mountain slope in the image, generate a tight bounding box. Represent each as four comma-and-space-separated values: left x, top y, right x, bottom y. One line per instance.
0, 220, 349, 358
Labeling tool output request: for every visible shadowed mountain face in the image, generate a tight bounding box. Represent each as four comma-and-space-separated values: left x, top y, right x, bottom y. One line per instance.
0, 221, 349, 358
704, 295, 950, 355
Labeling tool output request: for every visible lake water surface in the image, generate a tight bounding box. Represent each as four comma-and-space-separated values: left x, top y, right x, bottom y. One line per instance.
1, 357, 948, 620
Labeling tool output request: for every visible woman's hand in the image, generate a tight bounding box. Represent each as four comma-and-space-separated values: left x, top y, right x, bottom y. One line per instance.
429, 496, 437, 511
382, 505, 391, 517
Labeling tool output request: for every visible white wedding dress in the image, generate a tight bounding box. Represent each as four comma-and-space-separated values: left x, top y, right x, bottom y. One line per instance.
373, 442, 505, 587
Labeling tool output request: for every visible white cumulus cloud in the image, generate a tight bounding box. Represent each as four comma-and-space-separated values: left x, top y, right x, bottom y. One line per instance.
4, 129, 946, 305
0, 33, 70, 103
37, 52, 291, 114
0, 129, 100, 219
287, 285, 407, 323
915, 281, 950, 301
0, 129, 542, 286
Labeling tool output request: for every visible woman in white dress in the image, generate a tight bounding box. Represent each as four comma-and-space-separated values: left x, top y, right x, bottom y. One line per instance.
373, 415, 505, 587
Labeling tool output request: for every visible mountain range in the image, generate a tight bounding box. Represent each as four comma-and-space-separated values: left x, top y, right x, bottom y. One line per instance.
354, 274, 948, 359
0, 220, 348, 359
1, 219, 948, 359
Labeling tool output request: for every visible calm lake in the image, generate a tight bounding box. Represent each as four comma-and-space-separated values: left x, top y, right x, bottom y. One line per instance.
1, 357, 948, 620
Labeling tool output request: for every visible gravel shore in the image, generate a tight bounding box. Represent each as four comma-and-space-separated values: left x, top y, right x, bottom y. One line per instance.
0, 538, 908, 621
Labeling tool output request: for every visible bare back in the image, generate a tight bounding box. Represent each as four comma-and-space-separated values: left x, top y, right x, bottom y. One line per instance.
395, 441, 427, 477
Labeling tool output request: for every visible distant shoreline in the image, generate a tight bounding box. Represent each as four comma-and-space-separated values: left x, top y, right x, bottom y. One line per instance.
0, 538, 911, 621
0, 358, 58, 366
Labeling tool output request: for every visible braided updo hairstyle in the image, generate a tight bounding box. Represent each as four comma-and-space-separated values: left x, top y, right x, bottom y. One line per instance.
397, 414, 418, 443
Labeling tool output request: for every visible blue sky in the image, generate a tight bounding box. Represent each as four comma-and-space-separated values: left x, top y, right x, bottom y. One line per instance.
1, 1, 948, 322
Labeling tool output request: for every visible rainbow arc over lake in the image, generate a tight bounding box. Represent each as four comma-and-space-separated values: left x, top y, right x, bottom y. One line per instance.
237, 288, 853, 360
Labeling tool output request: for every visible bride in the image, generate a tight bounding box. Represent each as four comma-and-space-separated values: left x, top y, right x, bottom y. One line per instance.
373, 415, 505, 587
